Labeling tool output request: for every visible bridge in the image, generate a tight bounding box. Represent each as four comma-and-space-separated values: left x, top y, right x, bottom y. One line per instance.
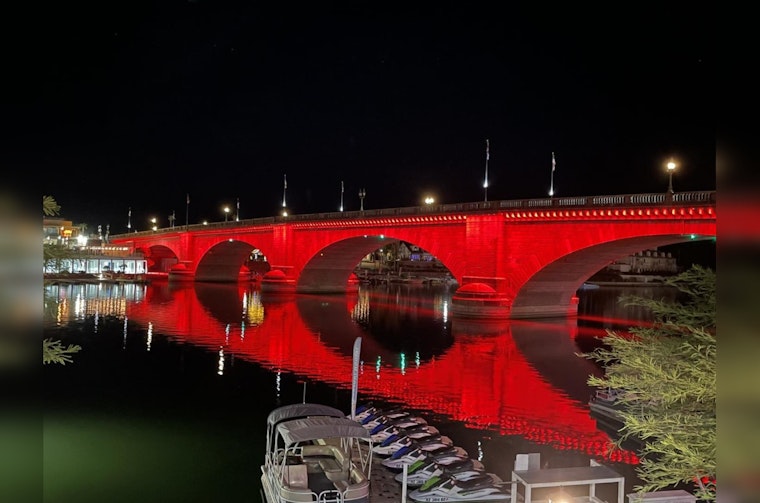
109, 191, 716, 319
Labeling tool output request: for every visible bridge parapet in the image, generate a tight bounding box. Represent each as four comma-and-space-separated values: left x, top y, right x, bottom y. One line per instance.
112, 191, 715, 239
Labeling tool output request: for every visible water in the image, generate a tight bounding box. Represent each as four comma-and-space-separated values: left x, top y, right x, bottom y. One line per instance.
41, 281, 676, 503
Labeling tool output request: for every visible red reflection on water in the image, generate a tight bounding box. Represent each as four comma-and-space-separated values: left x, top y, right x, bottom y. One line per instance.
126, 283, 638, 465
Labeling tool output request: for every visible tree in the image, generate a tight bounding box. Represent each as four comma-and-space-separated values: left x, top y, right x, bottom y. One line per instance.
43, 195, 61, 216
584, 265, 716, 501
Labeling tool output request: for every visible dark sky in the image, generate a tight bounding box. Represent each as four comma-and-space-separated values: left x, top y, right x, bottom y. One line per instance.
17, 2, 713, 233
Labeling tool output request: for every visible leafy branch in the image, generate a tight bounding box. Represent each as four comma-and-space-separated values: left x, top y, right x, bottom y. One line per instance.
43, 338, 82, 365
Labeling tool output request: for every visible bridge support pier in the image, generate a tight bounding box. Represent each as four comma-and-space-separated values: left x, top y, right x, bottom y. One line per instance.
450, 281, 511, 320
261, 268, 297, 294
451, 278, 582, 319
509, 296, 580, 319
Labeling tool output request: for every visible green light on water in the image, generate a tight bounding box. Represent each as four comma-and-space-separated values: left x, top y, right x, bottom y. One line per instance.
690, 234, 697, 240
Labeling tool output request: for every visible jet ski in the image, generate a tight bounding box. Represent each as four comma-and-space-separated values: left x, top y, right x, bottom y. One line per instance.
371, 422, 438, 443
395, 456, 486, 488
373, 433, 453, 457
361, 408, 411, 430
381, 444, 469, 470
408, 473, 512, 502
370, 416, 429, 441
352, 402, 378, 422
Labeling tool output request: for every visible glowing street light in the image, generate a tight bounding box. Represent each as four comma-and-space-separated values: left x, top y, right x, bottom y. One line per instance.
339, 180, 344, 212
666, 160, 677, 194
150, 217, 157, 231
223, 206, 230, 221
424, 196, 435, 205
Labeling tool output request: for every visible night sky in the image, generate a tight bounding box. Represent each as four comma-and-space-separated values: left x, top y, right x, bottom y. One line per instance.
19, 3, 713, 233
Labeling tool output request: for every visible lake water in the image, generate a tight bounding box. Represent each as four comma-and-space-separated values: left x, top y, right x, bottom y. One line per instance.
41, 281, 677, 503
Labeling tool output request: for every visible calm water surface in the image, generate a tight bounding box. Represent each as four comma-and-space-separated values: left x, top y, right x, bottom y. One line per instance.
42, 281, 676, 503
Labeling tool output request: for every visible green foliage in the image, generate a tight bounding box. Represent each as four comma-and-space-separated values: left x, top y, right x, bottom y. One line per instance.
43, 338, 81, 365
43, 195, 61, 216
43, 243, 80, 272
584, 265, 716, 501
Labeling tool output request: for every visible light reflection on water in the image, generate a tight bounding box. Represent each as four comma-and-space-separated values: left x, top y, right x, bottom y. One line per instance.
43, 281, 673, 502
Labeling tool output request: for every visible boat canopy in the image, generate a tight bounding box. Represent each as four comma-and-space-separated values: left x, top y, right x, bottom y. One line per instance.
266, 403, 345, 427
277, 417, 370, 446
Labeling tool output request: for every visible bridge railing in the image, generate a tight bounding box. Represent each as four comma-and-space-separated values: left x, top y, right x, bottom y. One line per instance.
113, 191, 715, 238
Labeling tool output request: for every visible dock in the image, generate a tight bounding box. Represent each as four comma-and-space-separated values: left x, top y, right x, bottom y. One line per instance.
370, 463, 405, 502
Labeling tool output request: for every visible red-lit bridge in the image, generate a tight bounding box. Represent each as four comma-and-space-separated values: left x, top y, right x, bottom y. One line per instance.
110, 191, 716, 319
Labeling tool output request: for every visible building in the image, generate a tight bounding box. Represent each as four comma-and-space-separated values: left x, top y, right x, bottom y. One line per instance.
43, 217, 83, 246
43, 216, 147, 277
606, 249, 679, 275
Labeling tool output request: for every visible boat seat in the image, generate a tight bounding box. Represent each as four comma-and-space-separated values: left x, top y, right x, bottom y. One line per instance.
458, 473, 500, 490
318, 458, 342, 474
301, 444, 350, 482
282, 464, 309, 489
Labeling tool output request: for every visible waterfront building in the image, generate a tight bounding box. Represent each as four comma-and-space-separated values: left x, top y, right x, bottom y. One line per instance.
606, 249, 679, 275
43, 216, 147, 277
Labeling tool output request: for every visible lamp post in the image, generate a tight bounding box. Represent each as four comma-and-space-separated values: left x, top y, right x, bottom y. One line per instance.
483, 139, 489, 202
339, 180, 344, 212
666, 160, 676, 194
150, 217, 157, 231
223, 206, 230, 222
359, 188, 366, 212
424, 196, 435, 205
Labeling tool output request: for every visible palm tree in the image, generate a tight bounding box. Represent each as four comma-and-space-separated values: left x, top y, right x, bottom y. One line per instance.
43, 195, 61, 216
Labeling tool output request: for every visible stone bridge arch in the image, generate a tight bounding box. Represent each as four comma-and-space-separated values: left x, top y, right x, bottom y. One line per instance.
295, 234, 460, 293
137, 244, 180, 273
193, 239, 268, 282
510, 234, 714, 318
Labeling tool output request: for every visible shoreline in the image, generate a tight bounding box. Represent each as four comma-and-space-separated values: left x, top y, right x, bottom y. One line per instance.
585, 281, 676, 287
44, 274, 152, 285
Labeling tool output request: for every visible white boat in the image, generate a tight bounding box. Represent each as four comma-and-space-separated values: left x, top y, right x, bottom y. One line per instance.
381, 444, 469, 470
588, 387, 625, 425
373, 433, 453, 457
260, 403, 374, 503
394, 456, 486, 487
408, 473, 513, 502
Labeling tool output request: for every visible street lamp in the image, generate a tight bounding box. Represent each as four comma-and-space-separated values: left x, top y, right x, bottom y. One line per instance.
150, 217, 157, 231
424, 196, 435, 205
224, 206, 230, 222
666, 160, 676, 194
359, 188, 366, 211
